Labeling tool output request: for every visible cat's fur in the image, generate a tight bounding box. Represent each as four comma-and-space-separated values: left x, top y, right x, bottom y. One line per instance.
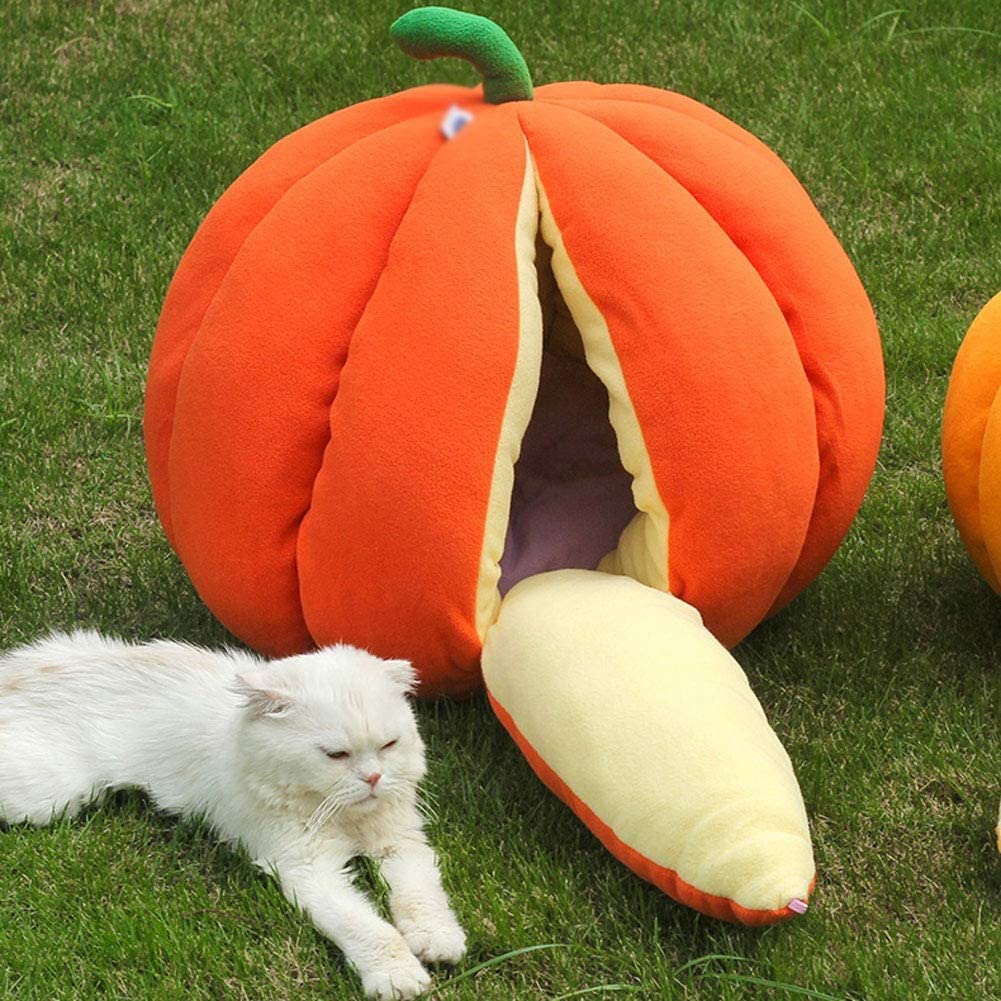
0, 630, 466, 1000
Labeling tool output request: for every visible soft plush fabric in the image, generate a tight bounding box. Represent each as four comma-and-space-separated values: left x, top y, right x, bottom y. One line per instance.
393, 6, 533, 104
144, 6, 884, 927
943, 291, 1001, 590
482, 570, 815, 924
145, 83, 883, 689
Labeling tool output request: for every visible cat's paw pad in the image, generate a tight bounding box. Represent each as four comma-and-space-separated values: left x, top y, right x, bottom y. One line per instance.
399, 918, 467, 966
361, 953, 431, 1000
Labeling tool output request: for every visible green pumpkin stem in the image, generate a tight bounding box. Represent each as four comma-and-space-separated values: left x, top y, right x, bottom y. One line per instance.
391, 6, 533, 104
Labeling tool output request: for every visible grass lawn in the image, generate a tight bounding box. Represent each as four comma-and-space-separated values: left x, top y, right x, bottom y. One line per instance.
1, 0, 1000, 998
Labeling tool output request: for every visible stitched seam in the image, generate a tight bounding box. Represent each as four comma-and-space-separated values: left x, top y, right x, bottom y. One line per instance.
544, 100, 823, 598
537, 86, 784, 171
519, 107, 672, 596
292, 150, 441, 641
159, 107, 446, 538
487, 689, 813, 924
471, 129, 543, 645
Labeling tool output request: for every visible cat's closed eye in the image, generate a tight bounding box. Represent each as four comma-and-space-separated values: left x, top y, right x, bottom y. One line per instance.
381, 740, 398, 751
323, 748, 350, 760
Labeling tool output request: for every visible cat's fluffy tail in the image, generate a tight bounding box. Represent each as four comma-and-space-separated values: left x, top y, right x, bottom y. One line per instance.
0, 630, 116, 826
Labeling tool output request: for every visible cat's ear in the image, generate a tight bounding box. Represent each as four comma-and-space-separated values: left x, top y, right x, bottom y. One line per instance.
232, 673, 295, 719
383, 658, 418, 696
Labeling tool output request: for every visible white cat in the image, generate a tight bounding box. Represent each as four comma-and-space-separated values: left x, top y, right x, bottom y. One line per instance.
0, 630, 466, 1000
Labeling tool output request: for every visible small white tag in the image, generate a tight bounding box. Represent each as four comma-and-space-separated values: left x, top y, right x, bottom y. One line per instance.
440, 104, 474, 140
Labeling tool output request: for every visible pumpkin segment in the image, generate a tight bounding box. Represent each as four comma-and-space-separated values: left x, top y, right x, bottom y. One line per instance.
545, 95, 885, 616
146, 84, 476, 547
296, 114, 541, 695
145, 6, 885, 926
523, 102, 821, 645
165, 115, 448, 658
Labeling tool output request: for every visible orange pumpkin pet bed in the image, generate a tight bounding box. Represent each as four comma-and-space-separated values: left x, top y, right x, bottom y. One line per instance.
144, 7, 884, 925
943, 291, 1001, 592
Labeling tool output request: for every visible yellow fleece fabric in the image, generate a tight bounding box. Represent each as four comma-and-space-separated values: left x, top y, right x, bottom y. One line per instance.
482, 569, 815, 915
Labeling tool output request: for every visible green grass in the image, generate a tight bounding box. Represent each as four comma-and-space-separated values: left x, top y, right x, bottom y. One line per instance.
2, 0, 1000, 998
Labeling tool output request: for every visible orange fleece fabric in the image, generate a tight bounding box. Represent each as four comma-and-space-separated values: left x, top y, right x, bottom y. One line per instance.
145, 83, 884, 692
943, 291, 1001, 591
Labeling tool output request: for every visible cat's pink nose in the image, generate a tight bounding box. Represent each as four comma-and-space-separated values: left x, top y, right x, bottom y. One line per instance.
365, 772, 382, 788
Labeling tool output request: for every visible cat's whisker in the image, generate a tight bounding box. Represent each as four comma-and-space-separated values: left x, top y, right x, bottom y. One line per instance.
412, 792, 439, 827
417, 779, 440, 808
306, 792, 333, 825
306, 790, 341, 833
325, 796, 350, 823
313, 786, 360, 830
413, 779, 441, 825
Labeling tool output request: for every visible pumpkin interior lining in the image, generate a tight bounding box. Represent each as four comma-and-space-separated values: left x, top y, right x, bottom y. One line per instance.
497, 171, 663, 597
474, 149, 544, 639
497, 235, 635, 593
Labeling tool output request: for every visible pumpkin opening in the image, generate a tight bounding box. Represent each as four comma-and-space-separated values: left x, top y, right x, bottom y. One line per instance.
498, 230, 637, 593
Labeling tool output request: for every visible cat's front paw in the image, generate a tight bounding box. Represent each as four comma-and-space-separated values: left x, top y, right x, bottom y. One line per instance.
361, 952, 431, 1000
398, 914, 467, 967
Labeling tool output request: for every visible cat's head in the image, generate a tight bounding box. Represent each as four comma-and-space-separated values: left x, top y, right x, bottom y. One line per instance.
231, 645, 426, 818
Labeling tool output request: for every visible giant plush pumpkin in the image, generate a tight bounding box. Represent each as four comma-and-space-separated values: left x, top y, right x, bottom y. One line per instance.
943, 291, 1001, 590
144, 7, 884, 925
